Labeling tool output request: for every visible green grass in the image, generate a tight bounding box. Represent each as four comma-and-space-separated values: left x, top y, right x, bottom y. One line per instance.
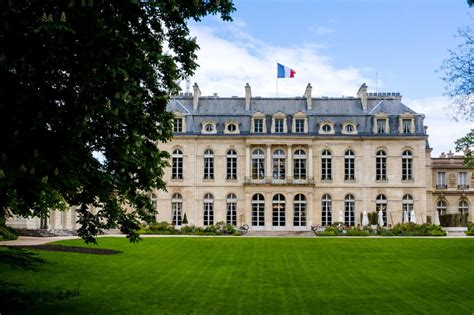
1, 237, 473, 314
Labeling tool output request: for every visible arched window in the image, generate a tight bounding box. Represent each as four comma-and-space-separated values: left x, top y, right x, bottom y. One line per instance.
321, 150, 332, 181
375, 194, 387, 225
226, 149, 237, 180
203, 149, 214, 180
203, 193, 214, 226
251, 149, 265, 180
376, 150, 387, 181
252, 194, 265, 226
272, 149, 286, 180
272, 194, 286, 226
226, 193, 237, 225
293, 149, 307, 180
436, 200, 447, 215
227, 123, 237, 132
459, 200, 469, 216
402, 150, 413, 181
293, 194, 307, 226
321, 194, 332, 226
150, 193, 157, 210
172, 149, 183, 179
402, 194, 414, 223
345, 194, 355, 226
204, 123, 215, 133
344, 150, 355, 181
171, 193, 182, 226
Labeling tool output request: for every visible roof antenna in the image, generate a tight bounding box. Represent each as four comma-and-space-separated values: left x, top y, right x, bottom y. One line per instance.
375, 72, 378, 94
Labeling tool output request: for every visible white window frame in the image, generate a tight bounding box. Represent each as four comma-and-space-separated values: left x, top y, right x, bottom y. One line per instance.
203, 149, 214, 180
226, 149, 237, 180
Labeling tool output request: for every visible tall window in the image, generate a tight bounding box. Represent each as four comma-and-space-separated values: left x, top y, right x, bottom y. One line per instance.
203, 149, 214, 180
272, 194, 286, 226
293, 149, 307, 180
402, 150, 413, 181
344, 194, 355, 226
402, 119, 412, 133
272, 149, 286, 180
376, 150, 387, 181
436, 200, 447, 215
172, 149, 183, 180
252, 149, 265, 180
458, 172, 468, 189
173, 118, 183, 133
203, 193, 214, 226
321, 150, 332, 181
376, 119, 386, 133
293, 194, 306, 226
171, 193, 182, 225
150, 193, 157, 210
295, 119, 305, 133
321, 194, 332, 226
252, 194, 265, 226
226, 193, 237, 225
459, 200, 469, 216
274, 119, 284, 133
375, 194, 387, 225
436, 172, 446, 188
344, 150, 355, 181
254, 119, 264, 133
226, 149, 237, 180
402, 194, 414, 223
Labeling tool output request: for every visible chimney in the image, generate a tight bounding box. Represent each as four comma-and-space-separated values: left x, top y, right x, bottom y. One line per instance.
357, 83, 368, 111
304, 83, 312, 110
245, 83, 251, 111
193, 83, 201, 110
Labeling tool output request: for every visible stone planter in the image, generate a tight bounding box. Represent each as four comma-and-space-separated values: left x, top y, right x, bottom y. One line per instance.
442, 227, 468, 236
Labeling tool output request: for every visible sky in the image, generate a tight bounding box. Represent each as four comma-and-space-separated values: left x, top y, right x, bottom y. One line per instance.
185, 0, 473, 156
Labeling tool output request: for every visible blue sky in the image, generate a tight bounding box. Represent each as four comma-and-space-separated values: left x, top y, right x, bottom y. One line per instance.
187, 0, 473, 155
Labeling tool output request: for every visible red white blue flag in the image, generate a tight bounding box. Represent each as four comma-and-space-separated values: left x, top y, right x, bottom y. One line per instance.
277, 63, 296, 78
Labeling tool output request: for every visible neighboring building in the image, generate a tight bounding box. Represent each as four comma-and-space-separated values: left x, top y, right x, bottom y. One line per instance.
7, 83, 473, 232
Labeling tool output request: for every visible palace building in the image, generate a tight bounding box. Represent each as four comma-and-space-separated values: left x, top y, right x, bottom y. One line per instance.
7, 83, 473, 232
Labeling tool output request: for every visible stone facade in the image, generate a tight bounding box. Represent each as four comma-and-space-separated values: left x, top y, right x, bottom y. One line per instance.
7, 83, 473, 231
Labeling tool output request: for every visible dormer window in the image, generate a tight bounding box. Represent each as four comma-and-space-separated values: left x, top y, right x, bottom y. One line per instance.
201, 121, 217, 134
319, 122, 334, 134
376, 119, 387, 133
227, 123, 237, 132
275, 119, 284, 133
251, 112, 266, 133
292, 112, 308, 133
295, 119, 305, 133
173, 118, 183, 133
205, 124, 214, 132
224, 121, 240, 134
271, 112, 287, 134
341, 121, 357, 135
399, 113, 415, 134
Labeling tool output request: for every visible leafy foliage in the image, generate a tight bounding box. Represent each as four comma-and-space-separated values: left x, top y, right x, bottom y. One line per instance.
439, 213, 469, 227
455, 129, 474, 168
140, 221, 240, 235
0, 1, 235, 243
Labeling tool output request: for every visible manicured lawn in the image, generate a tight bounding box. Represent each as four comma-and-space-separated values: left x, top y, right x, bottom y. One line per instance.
1, 237, 473, 314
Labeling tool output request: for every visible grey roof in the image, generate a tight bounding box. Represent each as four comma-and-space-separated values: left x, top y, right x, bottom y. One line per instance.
167, 96, 426, 136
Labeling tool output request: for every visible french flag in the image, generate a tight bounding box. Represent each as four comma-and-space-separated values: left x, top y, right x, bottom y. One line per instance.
277, 63, 296, 78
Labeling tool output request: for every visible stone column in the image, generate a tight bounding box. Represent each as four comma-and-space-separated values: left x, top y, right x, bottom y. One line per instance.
265, 192, 272, 229
266, 144, 272, 182
287, 192, 294, 229
245, 145, 251, 180
287, 144, 293, 181
308, 145, 314, 181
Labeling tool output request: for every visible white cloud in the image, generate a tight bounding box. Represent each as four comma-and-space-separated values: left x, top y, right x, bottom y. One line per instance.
407, 96, 472, 156
188, 24, 372, 97
309, 26, 335, 36
186, 23, 470, 157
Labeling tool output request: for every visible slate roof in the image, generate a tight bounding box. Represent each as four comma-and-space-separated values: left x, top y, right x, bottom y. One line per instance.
167, 96, 426, 136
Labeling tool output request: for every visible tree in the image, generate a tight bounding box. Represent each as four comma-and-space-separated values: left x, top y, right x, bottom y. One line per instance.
439, 26, 473, 121
0, 0, 235, 243
455, 129, 474, 168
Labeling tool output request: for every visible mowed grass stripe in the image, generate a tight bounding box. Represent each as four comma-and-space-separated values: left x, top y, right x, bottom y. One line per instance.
1, 238, 472, 314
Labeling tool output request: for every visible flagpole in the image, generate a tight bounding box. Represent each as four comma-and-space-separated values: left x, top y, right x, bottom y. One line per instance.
276, 78, 278, 97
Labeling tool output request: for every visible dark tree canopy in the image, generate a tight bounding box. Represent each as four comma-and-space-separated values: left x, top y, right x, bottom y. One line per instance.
0, 0, 235, 243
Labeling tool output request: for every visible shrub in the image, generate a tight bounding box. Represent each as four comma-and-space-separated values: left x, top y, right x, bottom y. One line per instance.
368, 212, 378, 225
182, 213, 188, 225
0, 225, 18, 241
390, 223, 446, 236
144, 221, 177, 234
317, 231, 338, 236
466, 224, 474, 236
346, 227, 369, 236
439, 213, 469, 227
